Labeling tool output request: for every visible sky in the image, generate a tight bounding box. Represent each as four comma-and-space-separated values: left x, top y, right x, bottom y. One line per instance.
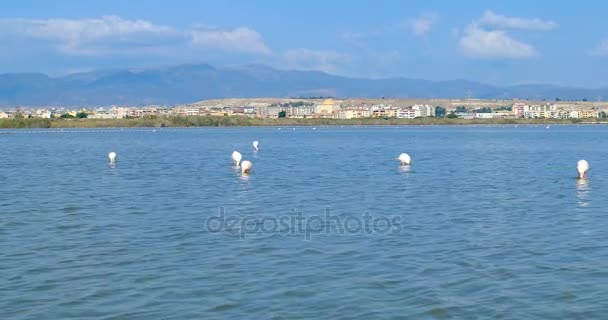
2, 0, 608, 87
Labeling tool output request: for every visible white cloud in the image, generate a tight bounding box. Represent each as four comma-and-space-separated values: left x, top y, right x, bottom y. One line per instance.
189, 27, 270, 55
283, 49, 352, 73
408, 12, 439, 37
0, 16, 177, 55
456, 10, 557, 60
0, 16, 270, 56
459, 25, 537, 59
478, 10, 558, 31
591, 39, 608, 56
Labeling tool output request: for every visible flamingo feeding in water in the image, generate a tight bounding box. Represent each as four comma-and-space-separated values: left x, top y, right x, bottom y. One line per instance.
241, 160, 252, 174
108, 152, 117, 164
231, 151, 242, 167
397, 153, 411, 166
253, 141, 259, 151
577, 160, 589, 179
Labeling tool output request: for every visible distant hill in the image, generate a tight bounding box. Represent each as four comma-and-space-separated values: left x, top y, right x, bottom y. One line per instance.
0, 63, 606, 106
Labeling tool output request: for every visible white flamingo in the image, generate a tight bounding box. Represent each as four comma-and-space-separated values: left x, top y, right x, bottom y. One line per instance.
231, 151, 242, 167
577, 160, 589, 179
253, 141, 259, 151
397, 153, 411, 166
108, 152, 117, 164
241, 160, 252, 174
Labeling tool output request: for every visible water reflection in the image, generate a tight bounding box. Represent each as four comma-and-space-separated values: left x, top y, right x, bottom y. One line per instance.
398, 165, 411, 174
576, 178, 591, 207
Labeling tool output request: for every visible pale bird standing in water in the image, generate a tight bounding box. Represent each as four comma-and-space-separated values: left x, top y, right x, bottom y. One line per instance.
231, 151, 242, 167
397, 153, 411, 166
241, 160, 252, 174
577, 160, 589, 179
253, 140, 259, 151
108, 152, 117, 164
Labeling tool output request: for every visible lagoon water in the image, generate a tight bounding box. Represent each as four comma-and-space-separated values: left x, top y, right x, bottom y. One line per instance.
1, 125, 608, 319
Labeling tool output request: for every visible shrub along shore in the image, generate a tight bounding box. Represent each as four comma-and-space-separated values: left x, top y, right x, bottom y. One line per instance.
0, 116, 605, 129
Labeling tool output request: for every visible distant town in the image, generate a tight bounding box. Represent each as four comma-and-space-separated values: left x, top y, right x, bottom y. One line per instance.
2, 98, 608, 120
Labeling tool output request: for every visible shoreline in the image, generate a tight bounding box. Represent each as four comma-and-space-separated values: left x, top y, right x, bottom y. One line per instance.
1, 116, 607, 129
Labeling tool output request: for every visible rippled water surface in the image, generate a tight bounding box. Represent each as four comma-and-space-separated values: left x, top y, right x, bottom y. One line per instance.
2, 125, 608, 319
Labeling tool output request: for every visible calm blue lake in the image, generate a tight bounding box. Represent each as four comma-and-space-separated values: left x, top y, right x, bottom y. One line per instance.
1, 125, 608, 319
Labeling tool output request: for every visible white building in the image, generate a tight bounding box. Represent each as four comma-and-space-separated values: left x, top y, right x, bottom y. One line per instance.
512, 103, 526, 118
315, 99, 341, 115
243, 106, 255, 114
474, 113, 494, 119
455, 112, 476, 119
523, 104, 557, 118
33, 109, 52, 118
474, 112, 516, 119
107, 107, 129, 119
292, 105, 315, 118
129, 108, 161, 117
397, 108, 417, 119
412, 105, 436, 117
263, 105, 291, 118
337, 108, 371, 119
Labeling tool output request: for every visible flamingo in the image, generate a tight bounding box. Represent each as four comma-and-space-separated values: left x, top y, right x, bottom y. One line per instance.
241, 160, 252, 174
397, 153, 411, 166
108, 152, 117, 164
577, 160, 589, 179
231, 151, 242, 167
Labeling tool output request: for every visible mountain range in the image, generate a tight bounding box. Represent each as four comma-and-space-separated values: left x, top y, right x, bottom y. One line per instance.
0, 63, 606, 106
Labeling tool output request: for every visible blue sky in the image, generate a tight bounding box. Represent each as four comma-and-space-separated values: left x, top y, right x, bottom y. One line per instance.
2, 0, 608, 87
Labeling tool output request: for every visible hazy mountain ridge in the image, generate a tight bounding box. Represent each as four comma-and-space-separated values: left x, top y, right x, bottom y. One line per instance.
0, 64, 605, 106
